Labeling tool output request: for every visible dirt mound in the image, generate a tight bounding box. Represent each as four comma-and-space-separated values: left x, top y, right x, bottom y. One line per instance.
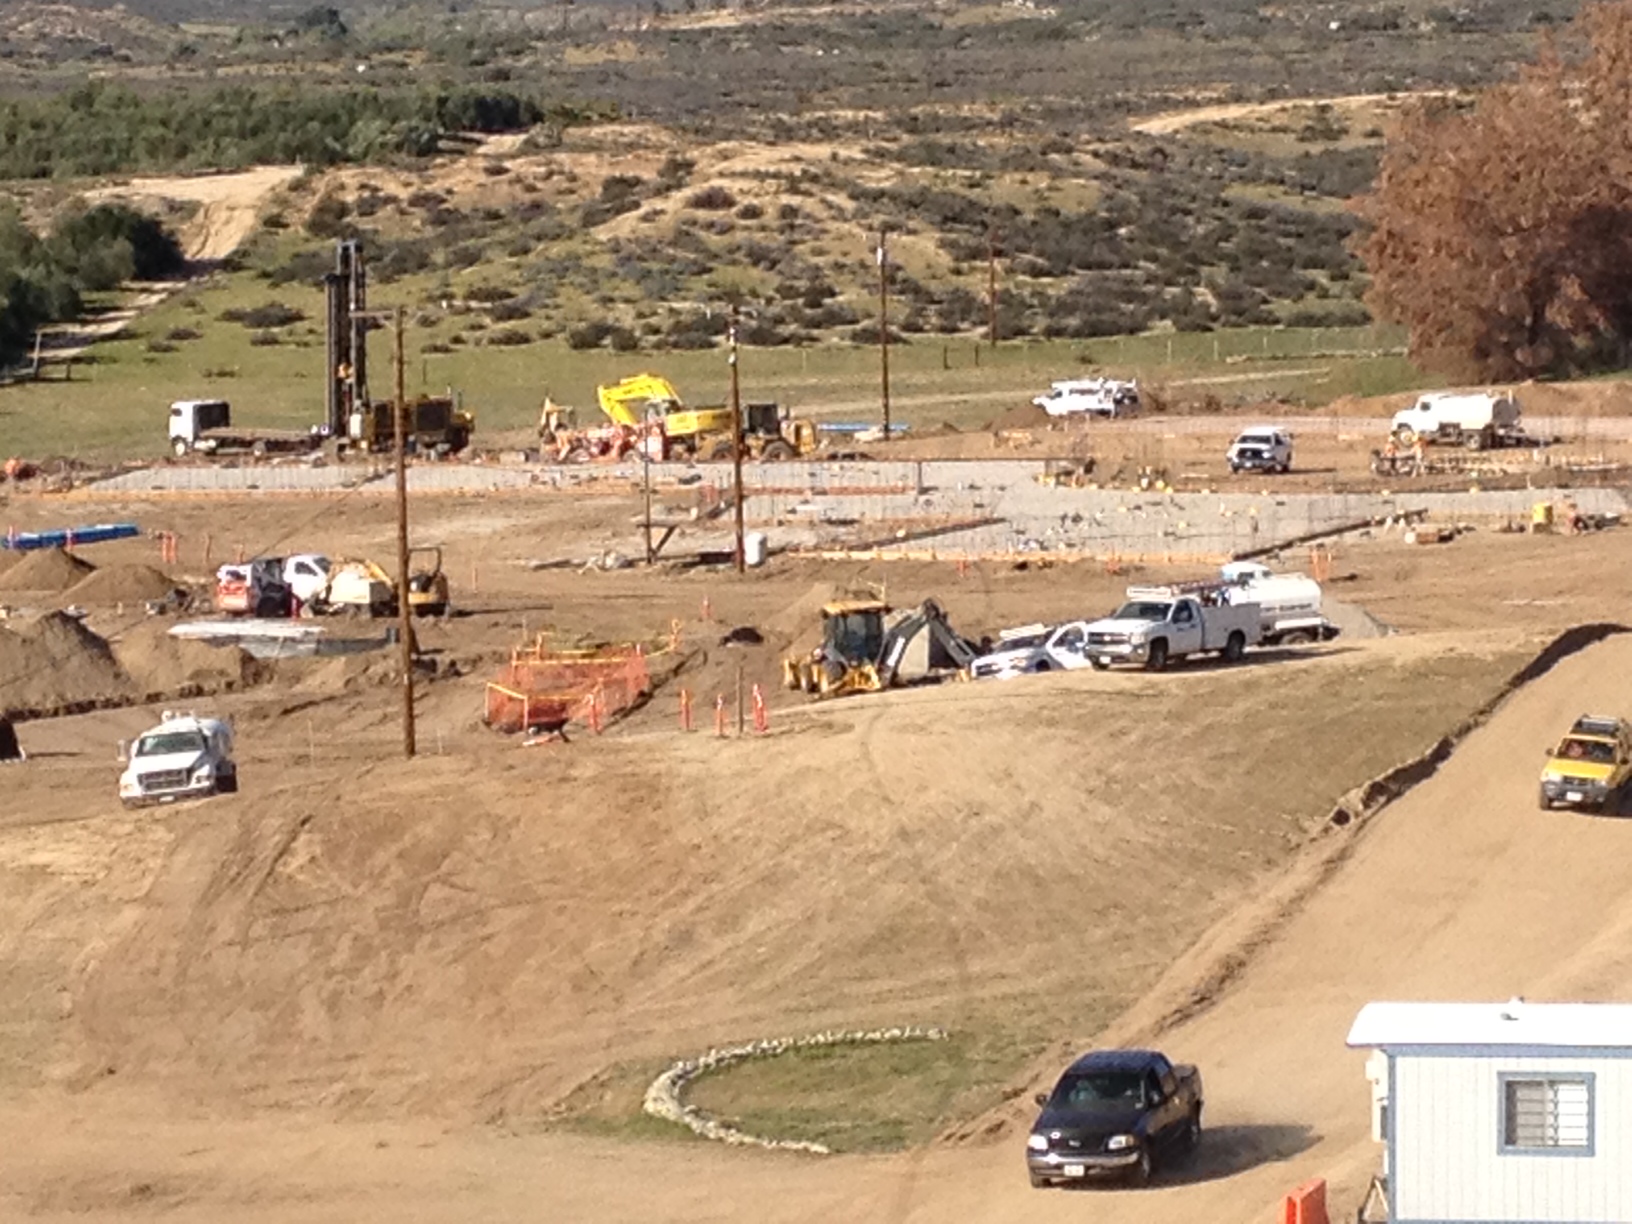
0, 548, 95, 593
112, 622, 265, 696
0, 611, 130, 715
63, 563, 183, 606
0, 551, 18, 576
986, 401, 1051, 433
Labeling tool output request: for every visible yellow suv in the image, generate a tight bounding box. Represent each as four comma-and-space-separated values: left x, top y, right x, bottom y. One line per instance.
1539, 715, 1632, 812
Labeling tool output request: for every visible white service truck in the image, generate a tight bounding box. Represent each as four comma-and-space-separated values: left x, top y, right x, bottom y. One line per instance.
118, 712, 237, 808
1218, 562, 1340, 645
1032, 378, 1141, 419
1084, 586, 1262, 671
969, 621, 1095, 679
1390, 391, 1522, 451
1226, 426, 1294, 474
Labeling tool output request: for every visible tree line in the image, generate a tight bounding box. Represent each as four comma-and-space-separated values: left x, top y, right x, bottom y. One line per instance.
0, 82, 610, 180
0, 203, 184, 364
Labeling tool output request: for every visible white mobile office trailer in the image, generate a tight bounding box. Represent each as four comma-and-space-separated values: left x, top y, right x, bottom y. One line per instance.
1348, 1000, 1632, 1224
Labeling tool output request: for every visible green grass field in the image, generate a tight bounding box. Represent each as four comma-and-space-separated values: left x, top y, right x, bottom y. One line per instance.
0, 268, 1421, 461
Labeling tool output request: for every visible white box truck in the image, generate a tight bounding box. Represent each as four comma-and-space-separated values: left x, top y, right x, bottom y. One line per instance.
118, 712, 237, 808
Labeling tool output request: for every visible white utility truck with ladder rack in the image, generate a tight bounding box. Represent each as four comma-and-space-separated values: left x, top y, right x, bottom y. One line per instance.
1083, 583, 1262, 671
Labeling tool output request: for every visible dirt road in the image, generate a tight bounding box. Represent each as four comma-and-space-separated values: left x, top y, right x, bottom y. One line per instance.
85, 165, 304, 263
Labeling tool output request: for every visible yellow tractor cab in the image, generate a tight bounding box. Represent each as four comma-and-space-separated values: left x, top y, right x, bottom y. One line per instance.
1540, 715, 1632, 811
407, 546, 450, 618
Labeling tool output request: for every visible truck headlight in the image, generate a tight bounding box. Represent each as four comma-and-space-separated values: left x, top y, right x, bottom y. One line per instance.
1541, 771, 1563, 784
1026, 1134, 1048, 1152
1106, 1134, 1137, 1151
191, 764, 214, 783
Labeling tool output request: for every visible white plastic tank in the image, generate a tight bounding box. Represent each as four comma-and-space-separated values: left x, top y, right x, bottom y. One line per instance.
744, 532, 768, 567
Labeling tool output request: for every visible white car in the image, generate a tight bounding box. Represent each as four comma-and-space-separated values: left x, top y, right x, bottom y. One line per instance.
970, 621, 1095, 679
1032, 378, 1140, 419
1227, 427, 1294, 474
118, 712, 237, 808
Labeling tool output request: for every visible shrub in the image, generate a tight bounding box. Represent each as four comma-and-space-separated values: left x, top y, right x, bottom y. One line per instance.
489, 298, 531, 322
687, 185, 738, 211
221, 302, 305, 329
566, 319, 615, 350
145, 339, 178, 353
609, 326, 640, 352
164, 326, 201, 342
305, 192, 351, 238
248, 330, 283, 346
735, 201, 765, 221
486, 328, 533, 346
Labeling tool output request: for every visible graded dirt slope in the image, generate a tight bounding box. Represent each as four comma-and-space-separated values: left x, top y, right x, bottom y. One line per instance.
0, 631, 1534, 1223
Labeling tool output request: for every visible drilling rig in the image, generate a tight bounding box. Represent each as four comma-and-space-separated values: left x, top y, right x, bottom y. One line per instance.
325, 240, 474, 457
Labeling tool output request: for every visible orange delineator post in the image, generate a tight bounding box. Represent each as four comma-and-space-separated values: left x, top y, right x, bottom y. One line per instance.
679, 688, 693, 732
751, 683, 767, 734
1282, 1178, 1328, 1224
714, 693, 727, 738
701, 595, 713, 622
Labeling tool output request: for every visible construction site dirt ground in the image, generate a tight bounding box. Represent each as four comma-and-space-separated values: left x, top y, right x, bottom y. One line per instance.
5, 482, 1632, 1223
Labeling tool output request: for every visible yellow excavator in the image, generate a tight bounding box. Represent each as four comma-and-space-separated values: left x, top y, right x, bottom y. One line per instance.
782, 598, 982, 699
596, 373, 816, 461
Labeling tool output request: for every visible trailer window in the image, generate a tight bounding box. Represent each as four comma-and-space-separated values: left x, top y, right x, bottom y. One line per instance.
1500, 1075, 1592, 1153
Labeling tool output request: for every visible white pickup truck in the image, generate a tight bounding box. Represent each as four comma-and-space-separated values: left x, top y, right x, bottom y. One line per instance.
970, 621, 1095, 679
118, 712, 237, 808
1032, 378, 1140, 419
1084, 586, 1262, 671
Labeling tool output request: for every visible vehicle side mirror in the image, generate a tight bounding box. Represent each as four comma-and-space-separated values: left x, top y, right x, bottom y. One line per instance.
1034, 1093, 1049, 1107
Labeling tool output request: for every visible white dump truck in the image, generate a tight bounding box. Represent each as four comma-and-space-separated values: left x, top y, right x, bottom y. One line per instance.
118, 711, 237, 808
1083, 585, 1262, 671
1218, 562, 1340, 645
1390, 391, 1522, 450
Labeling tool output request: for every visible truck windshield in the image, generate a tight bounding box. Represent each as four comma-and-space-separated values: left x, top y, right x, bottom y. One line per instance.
1112, 601, 1173, 621
1050, 1071, 1148, 1112
135, 731, 206, 757
1557, 738, 1617, 764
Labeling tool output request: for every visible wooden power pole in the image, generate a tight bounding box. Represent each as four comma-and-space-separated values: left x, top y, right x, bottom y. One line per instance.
877, 229, 891, 438
392, 305, 416, 759
988, 228, 1000, 350
729, 305, 745, 574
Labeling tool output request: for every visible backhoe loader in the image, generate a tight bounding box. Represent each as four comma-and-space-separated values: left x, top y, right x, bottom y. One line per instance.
782, 599, 981, 699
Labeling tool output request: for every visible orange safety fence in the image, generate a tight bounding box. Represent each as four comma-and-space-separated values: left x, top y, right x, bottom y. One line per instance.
483, 643, 651, 735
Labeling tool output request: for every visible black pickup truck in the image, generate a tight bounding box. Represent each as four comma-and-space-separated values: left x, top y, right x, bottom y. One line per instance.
1025, 1049, 1204, 1187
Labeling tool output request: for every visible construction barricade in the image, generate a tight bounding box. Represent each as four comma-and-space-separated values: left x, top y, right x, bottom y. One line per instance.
483, 640, 651, 735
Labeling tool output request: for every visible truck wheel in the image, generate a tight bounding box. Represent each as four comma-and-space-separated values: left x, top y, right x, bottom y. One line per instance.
1280, 630, 1315, 646
1129, 1146, 1153, 1187
1028, 1171, 1049, 1189
1090, 658, 1110, 671
1182, 1109, 1202, 1154
1222, 631, 1246, 663
1465, 429, 1485, 451
1539, 787, 1552, 811
1393, 425, 1416, 445
1034, 659, 1051, 672
759, 440, 796, 463
173, 439, 190, 458
251, 439, 268, 457
1144, 640, 1169, 672
216, 769, 238, 795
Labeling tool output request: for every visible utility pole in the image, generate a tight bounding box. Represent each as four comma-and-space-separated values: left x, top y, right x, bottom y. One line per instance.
392, 305, 416, 759
988, 227, 1000, 350
729, 305, 745, 574
877, 228, 891, 438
